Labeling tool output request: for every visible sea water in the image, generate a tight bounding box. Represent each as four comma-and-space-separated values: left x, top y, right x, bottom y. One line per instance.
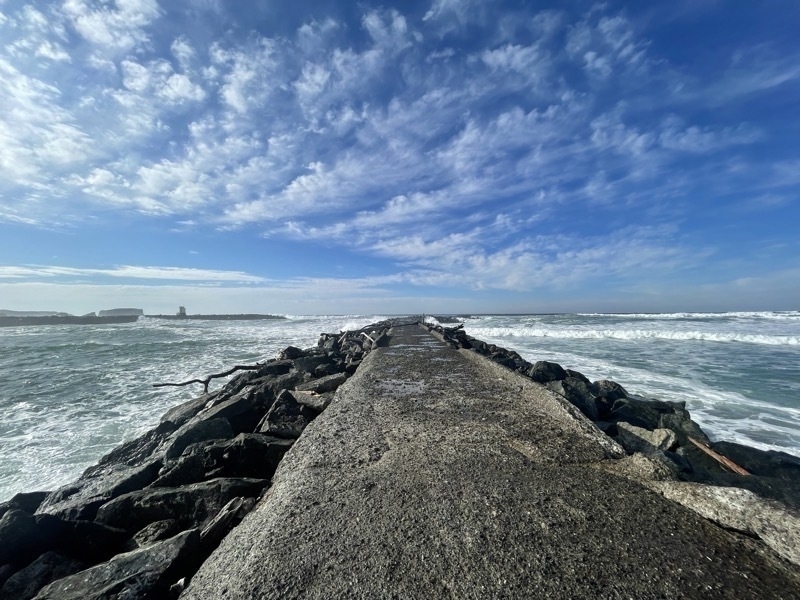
1, 312, 798, 501
0, 315, 387, 502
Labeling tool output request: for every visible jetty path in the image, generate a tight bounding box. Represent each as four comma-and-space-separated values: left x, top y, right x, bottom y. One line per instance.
183, 321, 800, 599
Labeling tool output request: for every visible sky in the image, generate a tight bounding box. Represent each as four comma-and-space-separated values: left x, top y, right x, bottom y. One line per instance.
0, 0, 799, 315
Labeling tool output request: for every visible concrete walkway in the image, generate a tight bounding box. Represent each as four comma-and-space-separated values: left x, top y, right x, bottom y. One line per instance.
182, 324, 800, 599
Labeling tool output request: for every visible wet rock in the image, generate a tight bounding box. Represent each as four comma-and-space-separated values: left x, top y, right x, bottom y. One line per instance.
528, 361, 567, 383
33, 529, 200, 600
198, 386, 273, 435
95, 477, 267, 533
164, 418, 233, 460
0, 552, 85, 600
314, 362, 342, 377
712, 441, 800, 480
0, 492, 49, 520
221, 360, 294, 396
160, 394, 214, 427
257, 390, 317, 439
32, 515, 128, 563
0, 565, 13, 590
293, 354, 334, 375
608, 397, 681, 431
35, 459, 163, 522
659, 409, 711, 446
616, 423, 678, 454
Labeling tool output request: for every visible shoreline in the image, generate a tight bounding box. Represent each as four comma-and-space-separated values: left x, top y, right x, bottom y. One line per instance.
2, 318, 798, 598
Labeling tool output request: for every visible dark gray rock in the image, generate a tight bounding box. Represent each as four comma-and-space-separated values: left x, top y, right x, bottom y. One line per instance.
95, 477, 267, 533
546, 377, 599, 421
160, 394, 214, 427
296, 372, 347, 395
35, 459, 163, 522
293, 354, 333, 375
0, 565, 13, 590
151, 451, 207, 488
221, 360, 294, 396
32, 515, 128, 563
280, 346, 306, 360
565, 369, 591, 384
33, 529, 200, 600
0, 510, 42, 566
202, 434, 295, 480
131, 519, 181, 549
0, 492, 48, 519
712, 441, 800, 480
86, 421, 176, 474
257, 390, 318, 439
164, 418, 233, 460
594, 379, 629, 401
314, 362, 342, 377
528, 360, 567, 383
0, 552, 85, 600
659, 409, 711, 446
198, 386, 273, 435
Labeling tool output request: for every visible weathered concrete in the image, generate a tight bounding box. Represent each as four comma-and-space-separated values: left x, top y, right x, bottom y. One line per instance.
182, 324, 800, 599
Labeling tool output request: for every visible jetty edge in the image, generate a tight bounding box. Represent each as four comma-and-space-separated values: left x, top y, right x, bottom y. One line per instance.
0, 319, 795, 598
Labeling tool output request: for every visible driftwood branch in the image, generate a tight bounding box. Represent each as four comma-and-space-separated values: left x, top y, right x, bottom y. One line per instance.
688, 436, 750, 476
153, 364, 264, 393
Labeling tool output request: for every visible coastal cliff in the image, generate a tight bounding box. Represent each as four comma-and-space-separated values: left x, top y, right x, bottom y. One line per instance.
1, 319, 798, 599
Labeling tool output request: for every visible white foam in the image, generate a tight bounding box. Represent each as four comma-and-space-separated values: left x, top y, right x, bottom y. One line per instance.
467, 326, 799, 346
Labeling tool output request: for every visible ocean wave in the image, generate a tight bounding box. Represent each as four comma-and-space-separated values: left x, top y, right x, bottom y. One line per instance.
466, 326, 800, 345
576, 311, 800, 320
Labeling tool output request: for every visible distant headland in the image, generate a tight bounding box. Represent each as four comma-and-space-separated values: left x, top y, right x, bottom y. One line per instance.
0, 307, 285, 327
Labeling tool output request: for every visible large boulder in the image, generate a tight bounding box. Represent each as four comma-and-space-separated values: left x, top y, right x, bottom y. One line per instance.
164, 418, 233, 460
616, 423, 678, 454
295, 372, 348, 395
33, 529, 200, 600
35, 460, 163, 522
546, 377, 599, 421
0, 552, 85, 600
528, 361, 567, 383
0, 492, 48, 519
257, 390, 317, 439
95, 477, 267, 533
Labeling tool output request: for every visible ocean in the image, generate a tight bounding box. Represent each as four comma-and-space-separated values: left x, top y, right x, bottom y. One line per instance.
1, 312, 798, 502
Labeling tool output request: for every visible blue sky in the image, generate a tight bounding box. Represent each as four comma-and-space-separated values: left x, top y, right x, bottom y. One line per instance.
0, 0, 798, 315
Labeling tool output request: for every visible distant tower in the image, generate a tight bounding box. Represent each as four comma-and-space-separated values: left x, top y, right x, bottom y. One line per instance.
177, 306, 187, 317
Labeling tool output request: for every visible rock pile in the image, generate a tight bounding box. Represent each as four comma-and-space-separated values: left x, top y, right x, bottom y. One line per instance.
428, 322, 800, 510
0, 321, 393, 600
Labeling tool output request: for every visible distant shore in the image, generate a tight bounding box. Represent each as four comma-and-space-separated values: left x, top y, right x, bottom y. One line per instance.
0, 314, 287, 327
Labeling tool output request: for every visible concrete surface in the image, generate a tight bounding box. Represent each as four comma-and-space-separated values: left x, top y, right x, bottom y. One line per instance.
182, 324, 800, 599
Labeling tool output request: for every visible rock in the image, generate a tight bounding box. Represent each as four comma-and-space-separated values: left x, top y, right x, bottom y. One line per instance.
32, 515, 128, 563
0, 565, 14, 590
650, 482, 800, 567
0, 492, 48, 519
712, 441, 800, 480
85, 421, 176, 474
296, 372, 348, 395
221, 360, 294, 396
528, 361, 567, 383
546, 377, 599, 421
292, 390, 334, 413
565, 369, 591, 384
160, 394, 214, 427
314, 362, 342, 377
659, 409, 711, 446
164, 418, 233, 460
0, 510, 43, 566
0, 552, 85, 600
257, 390, 318, 439
609, 397, 681, 431
201, 434, 295, 480
198, 386, 274, 435
35, 459, 163, 522
151, 451, 207, 488
131, 520, 181, 549
95, 477, 267, 533
280, 346, 305, 360
616, 423, 678, 454
293, 354, 334, 375
33, 529, 200, 600
594, 379, 629, 401
598, 451, 680, 483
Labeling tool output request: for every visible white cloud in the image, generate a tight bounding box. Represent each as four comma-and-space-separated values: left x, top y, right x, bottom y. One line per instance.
62, 0, 161, 52
0, 264, 266, 283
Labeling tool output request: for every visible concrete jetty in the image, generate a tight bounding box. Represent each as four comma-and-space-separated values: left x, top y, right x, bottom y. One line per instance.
182, 323, 800, 599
